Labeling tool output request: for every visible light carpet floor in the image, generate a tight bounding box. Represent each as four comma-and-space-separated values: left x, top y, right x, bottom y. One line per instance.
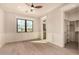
0, 40, 78, 55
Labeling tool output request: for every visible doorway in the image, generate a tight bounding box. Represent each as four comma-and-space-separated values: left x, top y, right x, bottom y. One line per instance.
43, 22, 46, 39
41, 16, 47, 40
64, 20, 78, 50
64, 7, 79, 52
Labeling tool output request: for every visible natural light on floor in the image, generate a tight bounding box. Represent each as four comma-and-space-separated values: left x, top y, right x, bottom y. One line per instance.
31, 40, 47, 43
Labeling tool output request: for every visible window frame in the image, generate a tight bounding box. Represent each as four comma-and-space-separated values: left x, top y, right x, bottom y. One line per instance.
16, 18, 26, 33
26, 20, 33, 32
16, 18, 33, 33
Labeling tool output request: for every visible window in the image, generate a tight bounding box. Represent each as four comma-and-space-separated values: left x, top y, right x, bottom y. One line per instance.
26, 20, 33, 32
17, 18, 33, 32
17, 19, 26, 32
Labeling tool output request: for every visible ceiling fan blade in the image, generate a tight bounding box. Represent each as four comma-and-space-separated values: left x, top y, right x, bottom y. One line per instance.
35, 6, 43, 8
25, 3, 31, 6
25, 3, 43, 9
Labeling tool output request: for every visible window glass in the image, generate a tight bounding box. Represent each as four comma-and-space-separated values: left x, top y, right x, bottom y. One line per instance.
17, 19, 25, 32
17, 19, 33, 32
26, 20, 33, 32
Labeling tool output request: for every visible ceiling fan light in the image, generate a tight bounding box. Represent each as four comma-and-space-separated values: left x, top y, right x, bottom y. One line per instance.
30, 7, 35, 12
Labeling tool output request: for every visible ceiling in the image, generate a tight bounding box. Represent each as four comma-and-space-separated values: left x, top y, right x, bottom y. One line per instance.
0, 3, 63, 17
65, 7, 79, 14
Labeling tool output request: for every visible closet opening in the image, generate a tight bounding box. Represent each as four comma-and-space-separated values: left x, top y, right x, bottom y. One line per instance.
64, 7, 79, 51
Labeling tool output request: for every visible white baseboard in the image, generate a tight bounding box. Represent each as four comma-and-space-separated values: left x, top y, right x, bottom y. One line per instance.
47, 40, 64, 48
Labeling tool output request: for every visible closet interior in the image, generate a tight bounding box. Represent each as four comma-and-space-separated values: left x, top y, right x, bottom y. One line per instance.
64, 7, 79, 50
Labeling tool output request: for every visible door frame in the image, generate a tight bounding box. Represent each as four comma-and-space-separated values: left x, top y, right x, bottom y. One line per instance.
40, 16, 47, 40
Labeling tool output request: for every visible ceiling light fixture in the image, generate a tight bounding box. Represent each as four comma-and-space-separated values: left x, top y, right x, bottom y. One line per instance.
30, 3, 35, 12
25, 3, 43, 12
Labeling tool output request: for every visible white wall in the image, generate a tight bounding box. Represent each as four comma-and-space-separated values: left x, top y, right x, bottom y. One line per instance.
0, 9, 5, 47
4, 12, 40, 43
46, 7, 64, 47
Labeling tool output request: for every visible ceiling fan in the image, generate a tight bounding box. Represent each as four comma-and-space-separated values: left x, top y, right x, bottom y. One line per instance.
25, 3, 43, 12
25, 3, 43, 9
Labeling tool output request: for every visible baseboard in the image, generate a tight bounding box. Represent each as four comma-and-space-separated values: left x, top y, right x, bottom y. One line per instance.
47, 40, 64, 48
6, 38, 41, 44
53, 42, 64, 47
